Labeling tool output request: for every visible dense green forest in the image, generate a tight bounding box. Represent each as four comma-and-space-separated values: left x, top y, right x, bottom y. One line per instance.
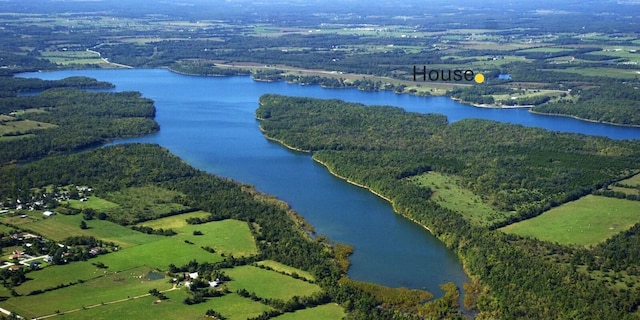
256, 94, 640, 319
0, 80, 158, 164
532, 82, 640, 126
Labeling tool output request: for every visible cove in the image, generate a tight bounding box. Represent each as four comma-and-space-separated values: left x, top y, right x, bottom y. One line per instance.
18, 69, 640, 297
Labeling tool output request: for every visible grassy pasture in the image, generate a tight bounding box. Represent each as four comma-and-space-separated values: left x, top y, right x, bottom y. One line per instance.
610, 186, 639, 196
103, 186, 191, 222
2, 266, 170, 319
67, 196, 120, 211
408, 172, 513, 226
0, 119, 57, 136
55, 291, 274, 320
619, 173, 640, 187
95, 237, 223, 271
18, 213, 162, 247
225, 265, 322, 301
137, 210, 212, 229
273, 303, 346, 320
517, 47, 573, 53
173, 219, 258, 257
255, 260, 315, 281
500, 195, 640, 246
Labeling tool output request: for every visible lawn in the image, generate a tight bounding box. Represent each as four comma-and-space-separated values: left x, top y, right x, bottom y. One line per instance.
255, 260, 315, 281
55, 291, 273, 320
18, 213, 163, 248
224, 265, 322, 301
273, 303, 345, 320
1, 266, 171, 319
408, 172, 514, 226
137, 210, 212, 229
173, 219, 258, 257
500, 195, 640, 246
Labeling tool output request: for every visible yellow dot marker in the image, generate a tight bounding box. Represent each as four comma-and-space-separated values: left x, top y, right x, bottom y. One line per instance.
474, 73, 485, 84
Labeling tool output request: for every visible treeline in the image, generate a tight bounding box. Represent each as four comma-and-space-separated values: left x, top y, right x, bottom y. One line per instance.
0, 87, 158, 164
0, 144, 409, 319
256, 94, 640, 319
532, 82, 640, 126
169, 60, 250, 77
0, 76, 114, 97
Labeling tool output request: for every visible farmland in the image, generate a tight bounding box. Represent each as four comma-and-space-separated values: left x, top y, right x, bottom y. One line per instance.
500, 195, 640, 246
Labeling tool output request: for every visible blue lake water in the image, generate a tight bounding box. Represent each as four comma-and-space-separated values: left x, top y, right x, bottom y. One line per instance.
19, 69, 640, 298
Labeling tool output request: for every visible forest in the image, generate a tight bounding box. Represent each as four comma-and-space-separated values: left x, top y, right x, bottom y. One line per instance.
256, 94, 640, 319
0, 78, 158, 164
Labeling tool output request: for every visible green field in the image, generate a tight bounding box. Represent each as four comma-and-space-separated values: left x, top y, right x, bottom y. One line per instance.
408, 172, 513, 226
67, 197, 120, 211
137, 210, 212, 229
103, 186, 191, 222
17, 214, 162, 247
545, 67, 640, 79
1, 266, 170, 319
618, 173, 640, 187
40, 50, 107, 66
501, 195, 640, 246
95, 237, 223, 270
0, 118, 57, 136
173, 219, 258, 257
273, 303, 345, 320
56, 291, 273, 320
225, 265, 322, 300
610, 186, 639, 196
256, 260, 315, 281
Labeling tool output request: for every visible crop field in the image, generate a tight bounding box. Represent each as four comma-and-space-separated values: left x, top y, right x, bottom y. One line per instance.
137, 210, 212, 229
500, 195, 640, 246
224, 265, 322, 300
1, 266, 170, 319
255, 260, 315, 281
18, 214, 162, 247
273, 303, 346, 320
173, 219, 258, 257
409, 172, 513, 226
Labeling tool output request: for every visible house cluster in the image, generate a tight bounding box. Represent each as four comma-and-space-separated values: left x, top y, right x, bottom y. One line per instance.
4, 185, 93, 212
183, 271, 221, 288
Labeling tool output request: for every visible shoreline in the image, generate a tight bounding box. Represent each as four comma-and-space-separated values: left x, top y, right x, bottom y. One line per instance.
312, 156, 433, 234
528, 109, 640, 128
257, 127, 435, 233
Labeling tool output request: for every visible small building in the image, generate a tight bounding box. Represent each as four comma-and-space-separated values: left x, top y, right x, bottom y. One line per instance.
188, 272, 198, 279
43, 211, 55, 217
44, 256, 53, 263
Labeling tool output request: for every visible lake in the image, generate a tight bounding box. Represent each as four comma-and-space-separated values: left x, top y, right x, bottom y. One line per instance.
19, 69, 640, 298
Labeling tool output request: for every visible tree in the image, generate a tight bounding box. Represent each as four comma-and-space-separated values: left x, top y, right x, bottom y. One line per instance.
79, 220, 88, 230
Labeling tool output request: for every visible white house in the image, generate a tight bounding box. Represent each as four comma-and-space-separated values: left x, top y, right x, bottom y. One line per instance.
43, 211, 55, 217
